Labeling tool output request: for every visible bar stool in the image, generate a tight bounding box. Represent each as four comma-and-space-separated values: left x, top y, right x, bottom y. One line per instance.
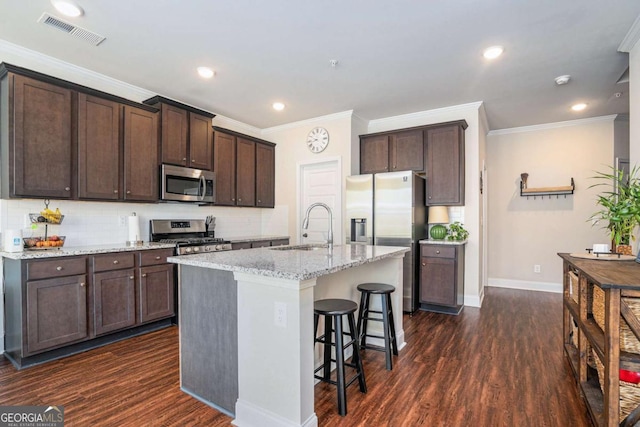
314, 298, 367, 416
356, 283, 398, 370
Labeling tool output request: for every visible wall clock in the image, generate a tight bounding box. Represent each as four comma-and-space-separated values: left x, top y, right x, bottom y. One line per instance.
306, 127, 329, 153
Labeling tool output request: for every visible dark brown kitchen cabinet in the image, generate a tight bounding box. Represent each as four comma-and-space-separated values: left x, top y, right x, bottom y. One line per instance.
78, 94, 121, 200
143, 96, 215, 170
360, 130, 423, 174
91, 252, 136, 336
236, 137, 256, 206
213, 127, 276, 208
425, 123, 466, 206
256, 143, 275, 207
123, 106, 159, 201
419, 243, 465, 315
4, 73, 73, 199
214, 131, 237, 205
138, 248, 175, 323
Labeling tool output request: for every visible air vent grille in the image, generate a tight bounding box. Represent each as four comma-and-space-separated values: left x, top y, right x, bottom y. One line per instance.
37, 13, 106, 46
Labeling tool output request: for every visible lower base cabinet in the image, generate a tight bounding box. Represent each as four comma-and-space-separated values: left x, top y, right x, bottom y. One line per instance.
3, 248, 175, 368
419, 242, 465, 315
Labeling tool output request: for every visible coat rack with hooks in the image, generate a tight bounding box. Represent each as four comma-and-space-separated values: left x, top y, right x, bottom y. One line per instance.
520, 176, 575, 199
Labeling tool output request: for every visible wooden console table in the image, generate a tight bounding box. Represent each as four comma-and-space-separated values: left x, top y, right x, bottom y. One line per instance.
559, 253, 640, 426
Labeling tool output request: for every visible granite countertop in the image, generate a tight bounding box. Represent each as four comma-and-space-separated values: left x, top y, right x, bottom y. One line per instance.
168, 244, 409, 281
0, 242, 176, 260
419, 239, 468, 245
227, 235, 290, 243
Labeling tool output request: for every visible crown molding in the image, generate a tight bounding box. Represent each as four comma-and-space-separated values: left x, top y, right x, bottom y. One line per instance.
619, 15, 640, 52
211, 115, 262, 138
488, 115, 617, 136
261, 110, 354, 135
367, 101, 482, 133
0, 39, 155, 101
478, 102, 490, 133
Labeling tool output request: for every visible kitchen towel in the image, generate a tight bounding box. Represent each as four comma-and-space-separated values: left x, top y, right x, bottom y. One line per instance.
127, 213, 142, 244
3, 229, 23, 252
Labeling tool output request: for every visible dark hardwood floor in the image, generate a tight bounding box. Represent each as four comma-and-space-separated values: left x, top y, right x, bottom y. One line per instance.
0, 287, 591, 426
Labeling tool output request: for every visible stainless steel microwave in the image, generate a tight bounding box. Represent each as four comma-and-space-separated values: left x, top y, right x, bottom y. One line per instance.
161, 164, 215, 203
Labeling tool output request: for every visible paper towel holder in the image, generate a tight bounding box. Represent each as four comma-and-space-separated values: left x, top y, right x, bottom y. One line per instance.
126, 212, 143, 247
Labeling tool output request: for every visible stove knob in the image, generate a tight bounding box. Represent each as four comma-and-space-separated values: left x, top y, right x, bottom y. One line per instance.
205, 246, 212, 252
185, 247, 192, 254
193, 247, 200, 252
215, 244, 223, 251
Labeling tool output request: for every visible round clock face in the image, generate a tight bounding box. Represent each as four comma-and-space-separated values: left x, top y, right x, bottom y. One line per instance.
306, 127, 329, 153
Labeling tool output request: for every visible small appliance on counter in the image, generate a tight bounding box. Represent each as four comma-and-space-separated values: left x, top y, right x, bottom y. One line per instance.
150, 219, 231, 255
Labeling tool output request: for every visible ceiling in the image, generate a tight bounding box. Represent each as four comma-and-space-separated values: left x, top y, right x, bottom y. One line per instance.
1, 0, 639, 131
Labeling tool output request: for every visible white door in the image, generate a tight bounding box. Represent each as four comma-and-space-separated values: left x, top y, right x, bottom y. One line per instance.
298, 159, 342, 245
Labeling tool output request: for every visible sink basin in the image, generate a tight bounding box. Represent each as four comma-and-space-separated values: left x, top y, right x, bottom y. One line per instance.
269, 244, 329, 251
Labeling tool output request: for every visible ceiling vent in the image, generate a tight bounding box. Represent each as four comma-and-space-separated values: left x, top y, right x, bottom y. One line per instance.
37, 13, 106, 46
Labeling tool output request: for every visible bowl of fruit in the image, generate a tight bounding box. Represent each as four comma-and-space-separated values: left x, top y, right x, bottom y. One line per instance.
23, 235, 65, 250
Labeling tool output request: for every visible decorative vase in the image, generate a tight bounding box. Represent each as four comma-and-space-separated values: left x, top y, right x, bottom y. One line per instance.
430, 224, 447, 240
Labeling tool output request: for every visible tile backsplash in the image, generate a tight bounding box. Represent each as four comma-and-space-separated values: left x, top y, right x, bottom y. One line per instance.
0, 199, 289, 247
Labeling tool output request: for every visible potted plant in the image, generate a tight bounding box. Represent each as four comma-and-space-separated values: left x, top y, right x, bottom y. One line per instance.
446, 222, 469, 241
589, 165, 640, 255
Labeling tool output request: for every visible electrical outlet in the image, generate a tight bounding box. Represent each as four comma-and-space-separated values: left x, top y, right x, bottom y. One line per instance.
274, 302, 287, 327
534, 264, 541, 273
119, 216, 127, 227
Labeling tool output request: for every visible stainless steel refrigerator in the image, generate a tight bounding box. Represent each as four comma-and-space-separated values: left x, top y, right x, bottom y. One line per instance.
345, 170, 427, 312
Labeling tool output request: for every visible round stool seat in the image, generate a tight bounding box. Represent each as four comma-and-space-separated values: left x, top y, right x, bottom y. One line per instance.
357, 283, 395, 294
314, 299, 358, 316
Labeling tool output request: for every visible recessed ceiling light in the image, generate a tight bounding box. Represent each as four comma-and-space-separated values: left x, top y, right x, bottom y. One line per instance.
483, 46, 504, 60
197, 67, 214, 79
51, 0, 83, 17
555, 75, 571, 85
571, 103, 587, 111
272, 102, 285, 111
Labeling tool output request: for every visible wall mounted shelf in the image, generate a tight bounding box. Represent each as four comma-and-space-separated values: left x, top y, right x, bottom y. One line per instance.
520, 177, 574, 199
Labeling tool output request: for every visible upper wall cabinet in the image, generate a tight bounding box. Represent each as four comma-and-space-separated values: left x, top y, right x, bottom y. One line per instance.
143, 96, 215, 171
360, 129, 424, 174
2, 73, 74, 199
359, 120, 467, 206
0, 63, 160, 202
213, 127, 276, 208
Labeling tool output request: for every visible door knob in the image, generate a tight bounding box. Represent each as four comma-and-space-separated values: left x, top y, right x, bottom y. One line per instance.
302, 233, 308, 238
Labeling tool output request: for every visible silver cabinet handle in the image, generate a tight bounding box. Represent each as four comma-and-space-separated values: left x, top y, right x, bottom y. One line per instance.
142, 273, 147, 278
56, 266, 63, 271
80, 282, 85, 287
436, 250, 440, 254
155, 256, 161, 260
192, 159, 196, 162
65, 187, 70, 191
126, 190, 131, 194
129, 276, 134, 279
182, 157, 187, 161
238, 198, 242, 202
113, 190, 118, 193
422, 262, 426, 266
113, 260, 119, 264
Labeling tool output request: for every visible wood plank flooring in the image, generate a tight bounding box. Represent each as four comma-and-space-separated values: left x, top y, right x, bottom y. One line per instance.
0, 287, 591, 426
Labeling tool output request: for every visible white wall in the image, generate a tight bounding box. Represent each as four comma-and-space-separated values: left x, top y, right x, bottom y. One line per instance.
629, 37, 640, 167
262, 111, 354, 244
486, 117, 615, 292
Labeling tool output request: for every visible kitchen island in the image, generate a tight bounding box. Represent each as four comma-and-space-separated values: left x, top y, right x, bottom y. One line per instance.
168, 243, 409, 427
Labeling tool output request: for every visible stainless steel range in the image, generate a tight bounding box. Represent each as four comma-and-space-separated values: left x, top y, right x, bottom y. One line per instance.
150, 219, 232, 255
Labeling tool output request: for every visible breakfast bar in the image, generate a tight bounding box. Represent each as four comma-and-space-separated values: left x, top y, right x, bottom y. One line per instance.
169, 243, 409, 427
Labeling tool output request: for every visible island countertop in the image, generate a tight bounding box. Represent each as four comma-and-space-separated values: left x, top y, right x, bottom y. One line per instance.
168, 244, 409, 281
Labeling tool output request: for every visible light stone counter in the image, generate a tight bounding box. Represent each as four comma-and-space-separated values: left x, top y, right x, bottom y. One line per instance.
1, 242, 176, 260
170, 243, 408, 427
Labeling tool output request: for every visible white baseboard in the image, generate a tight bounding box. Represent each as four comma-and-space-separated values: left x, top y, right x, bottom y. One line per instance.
464, 287, 485, 308
488, 278, 562, 293
233, 399, 318, 427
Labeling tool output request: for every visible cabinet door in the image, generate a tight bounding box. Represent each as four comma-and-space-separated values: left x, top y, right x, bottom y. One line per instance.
11, 74, 73, 198
189, 112, 213, 171
390, 129, 424, 172
213, 131, 236, 205
78, 94, 121, 200
256, 143, 275, 207
236, 137, 256, 206
26, 274, 88, 354
123, 106, 159, 201
360, 135, 389, 174
93, 269, 136, 335
139, 264, 175, 323
420, 257, 456, 306
426, 124, 464, 206
160, 104, 188, 167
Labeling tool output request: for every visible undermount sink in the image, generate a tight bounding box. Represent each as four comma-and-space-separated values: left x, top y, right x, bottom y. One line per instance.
269, 244, 329, 251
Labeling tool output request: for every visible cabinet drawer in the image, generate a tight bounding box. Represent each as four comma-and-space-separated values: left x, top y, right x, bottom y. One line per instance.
26, 257, 87, 281
92, 253, 135, 272
421, 245, 456, 259
139, 249, 173, 266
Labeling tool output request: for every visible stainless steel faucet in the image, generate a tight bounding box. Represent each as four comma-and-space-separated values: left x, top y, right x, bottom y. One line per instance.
302, 202, 333, 249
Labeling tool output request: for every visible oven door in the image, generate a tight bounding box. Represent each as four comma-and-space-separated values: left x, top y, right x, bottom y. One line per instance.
161, 164, 215, 203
